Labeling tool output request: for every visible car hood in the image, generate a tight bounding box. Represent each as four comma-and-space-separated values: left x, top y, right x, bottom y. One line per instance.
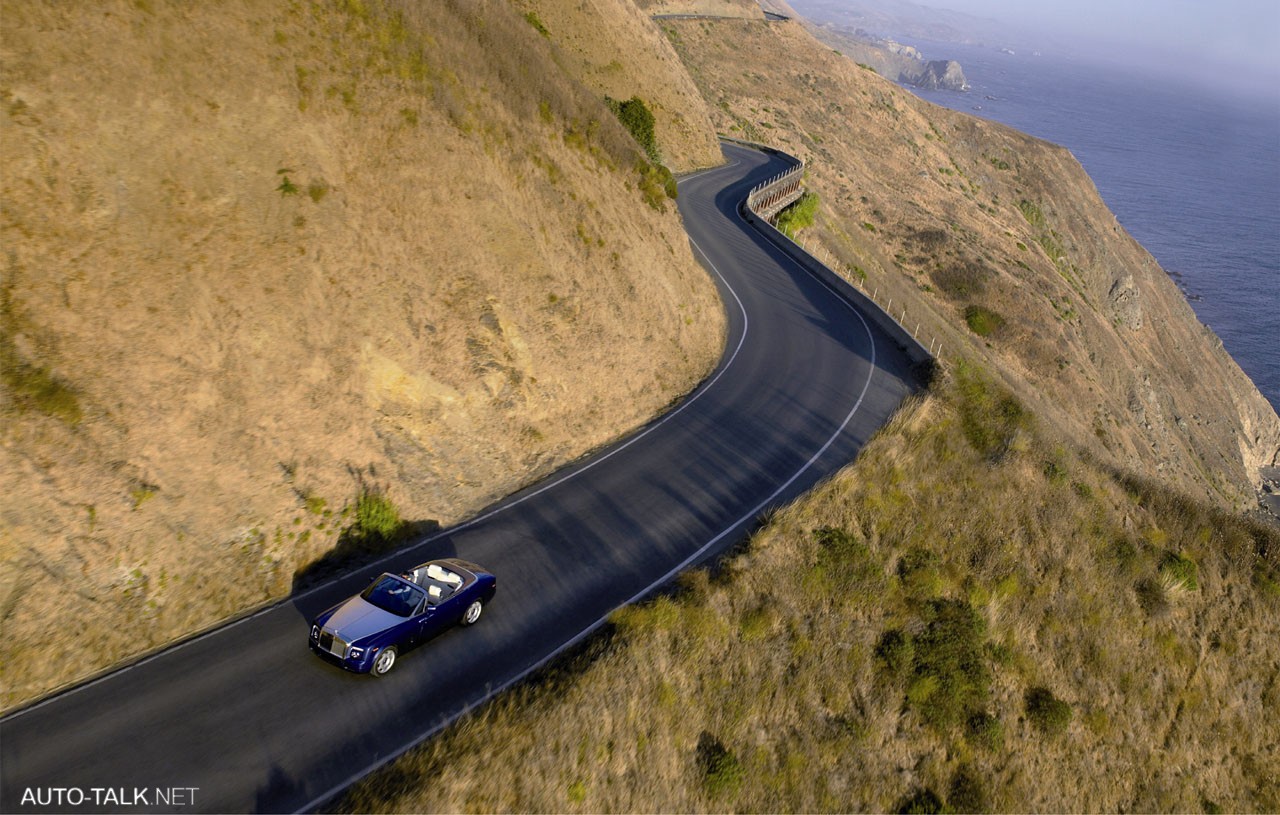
322, 596, 406, 642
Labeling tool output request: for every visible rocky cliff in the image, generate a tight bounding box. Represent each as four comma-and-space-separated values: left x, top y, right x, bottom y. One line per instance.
808, 23, 969, 91
914, 58, 968, 91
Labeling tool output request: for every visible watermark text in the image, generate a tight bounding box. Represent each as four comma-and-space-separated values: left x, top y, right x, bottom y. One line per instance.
20, 787, 199, 808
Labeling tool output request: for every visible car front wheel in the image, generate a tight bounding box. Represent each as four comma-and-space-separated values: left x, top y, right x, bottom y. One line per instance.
462, 600, 483, 626
371, 646, 397, 676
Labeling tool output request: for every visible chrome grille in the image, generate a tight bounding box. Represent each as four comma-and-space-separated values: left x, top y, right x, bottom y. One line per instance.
320, 629, 348, 659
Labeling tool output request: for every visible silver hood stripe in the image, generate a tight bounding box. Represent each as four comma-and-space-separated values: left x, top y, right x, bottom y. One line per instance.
324, 597, 405, 643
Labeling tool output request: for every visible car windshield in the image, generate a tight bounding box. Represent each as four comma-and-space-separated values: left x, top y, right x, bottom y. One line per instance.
360, 576, 425, 617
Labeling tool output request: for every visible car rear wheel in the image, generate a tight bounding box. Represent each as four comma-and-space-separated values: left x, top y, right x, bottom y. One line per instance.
462, 599, 483, 626
371, 646, 397, 676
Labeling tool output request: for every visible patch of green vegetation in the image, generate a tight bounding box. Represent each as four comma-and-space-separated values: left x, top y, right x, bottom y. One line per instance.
1160, 551, 1199, 591
930, 260, 990, 300
1025, 686, 1072, 736
948, 765, 989, 813
964, 305, 1005, 337
966, 710, 1004, 752
276, 168, 299, 196
775, 192, 818, 238
1018, 199, 1045, 229
988, 156, 1011, 171
696, 732, 744, 797
856, 63, 877, 73
0, 351, 83, 425
953, 361, 1032, 460
306, 180, 329, 203
813, 526, 878, 591
130, 484, 158, 510
637, 162, 678, 211
352, 487, 403, 543
876, 628, 915, 680
523, 11, 549, 38
606, 95, 657, 161
906, 599, 992, 731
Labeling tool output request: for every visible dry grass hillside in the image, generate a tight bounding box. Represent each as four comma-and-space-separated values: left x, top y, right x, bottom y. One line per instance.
345, 368, 1280, 813
512, 0, 722, 172
635, 0, 764, 19
0, 0, 725, 708
661, 11, 1279, 508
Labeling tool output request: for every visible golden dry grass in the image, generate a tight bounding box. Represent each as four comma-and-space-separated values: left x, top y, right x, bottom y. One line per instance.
512, 0, 723, 172
0, 0, 725, 707
342, 366, 1280, 813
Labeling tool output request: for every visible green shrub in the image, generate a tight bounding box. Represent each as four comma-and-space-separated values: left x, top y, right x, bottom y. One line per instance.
964, 305, 1005, 337
636, 162, 678, 210
1, 353, 83, 425
909, 599, 991, 731
276, 168, 299, 196
775, 192, 819, 238
354, 488, 403, 543
1160, 551, 1199, 591
606, 95, 657, 161
948, 764, 988, 813
814, 526, 875, 586
953, 361, 1032, 461
1018, 199, 1046, 229
875, 628, 915, 680
930, 261, 990, 300
1025, 686, 1072, 736
898, 546, 943, 598
523, 11, 549, 37
696, 732, 744, 797
966, 710, 1004, 752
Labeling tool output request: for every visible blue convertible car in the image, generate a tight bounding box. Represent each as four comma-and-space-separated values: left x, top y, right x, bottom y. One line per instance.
308, 558, 496, 676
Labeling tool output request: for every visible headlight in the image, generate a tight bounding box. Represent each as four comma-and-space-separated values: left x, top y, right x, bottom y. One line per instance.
348, 647, 364, 660
311, 625, 319, 640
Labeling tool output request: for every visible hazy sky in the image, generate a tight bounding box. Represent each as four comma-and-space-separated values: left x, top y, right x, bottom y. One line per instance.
932, 0, 1280, 87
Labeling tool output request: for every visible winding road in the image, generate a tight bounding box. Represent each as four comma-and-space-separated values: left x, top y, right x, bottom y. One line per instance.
0, 143, 919, 813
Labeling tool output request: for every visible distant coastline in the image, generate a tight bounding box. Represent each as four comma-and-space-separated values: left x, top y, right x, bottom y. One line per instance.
899, 39, 1280, 412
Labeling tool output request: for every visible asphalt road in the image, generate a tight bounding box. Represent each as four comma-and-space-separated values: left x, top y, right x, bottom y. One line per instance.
0, 143, 919, 814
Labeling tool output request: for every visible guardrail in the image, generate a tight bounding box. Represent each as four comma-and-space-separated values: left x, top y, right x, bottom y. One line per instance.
739, 145, 940, 371
746, 164, 805, 220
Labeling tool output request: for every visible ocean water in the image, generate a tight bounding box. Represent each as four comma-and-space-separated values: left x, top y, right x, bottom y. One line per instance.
900, 40, 1280, 412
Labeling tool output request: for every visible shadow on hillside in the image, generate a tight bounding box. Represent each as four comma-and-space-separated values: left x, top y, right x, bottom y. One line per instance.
290, 518, 444, 595
285, 516, 471, 631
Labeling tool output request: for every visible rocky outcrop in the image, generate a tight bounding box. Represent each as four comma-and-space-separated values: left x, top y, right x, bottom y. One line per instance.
805, 23, 969, 92
907, 59, 969, 91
